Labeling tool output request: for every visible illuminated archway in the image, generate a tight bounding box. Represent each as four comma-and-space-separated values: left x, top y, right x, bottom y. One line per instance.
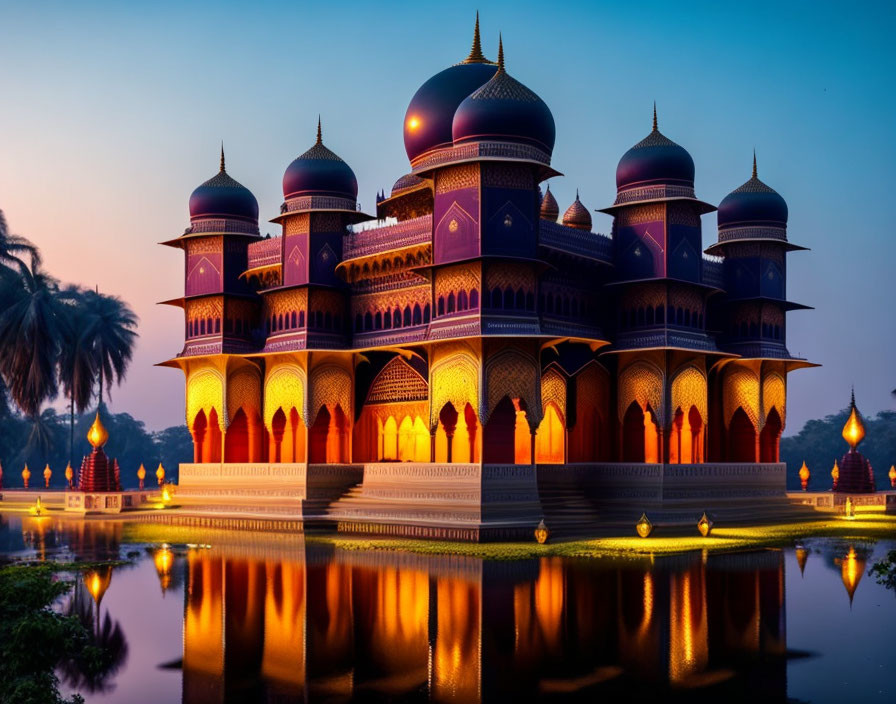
669, 405, 704, 464
483, 396, 531, 465
310, 404, 348, 464
192, 409, 208, 463
204, 408, 222, 463
760, 407, 782, 462
729, 407, 757, 462
224, 408, 249, 462
622, 401, 659, 463
535, 402, 565, 464
383, 416, 398, 461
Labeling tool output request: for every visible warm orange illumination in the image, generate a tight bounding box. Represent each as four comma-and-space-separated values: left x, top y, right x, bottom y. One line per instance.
156, 463, 165, 486
64, 463, 73, 488
137, 463, 146, 489
407, 115, 421, 131
534, 519, 549, 544
43, 464, 52, 488
84, 566, 113, 606
534, 403, 565, 464
21, 464, 30, 488
154, 545, 174, 593
795, 545, 809, 575
837, 546, 866, 604
842, 402, 865, 449
636, 513, 653, 538
697, 512, 713, 537
844, 496, 855, 519
28, 496, 43, 516
831, 460, 840, 489
87, 411, 109, 448
161, 484, 173, 503
798, 461, 810, 491
889, 465, 896, 488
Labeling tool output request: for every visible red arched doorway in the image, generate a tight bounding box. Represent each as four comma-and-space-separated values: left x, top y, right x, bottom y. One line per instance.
192, 409, 208, 463
484, 396, 517, 464
728, 407, 757, 462
621, 402, 645, 462
224, 408, 249, 462
759, 407, 782, 462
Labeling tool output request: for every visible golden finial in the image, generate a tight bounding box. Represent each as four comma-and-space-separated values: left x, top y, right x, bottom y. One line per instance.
752, 149, 758, 179
841, 389, 865, 449
497, 33, 504, 72
87, 411, 109, 449
316, 116, 322, 145
463, 11, 488, 63
831, 459, 840, 488
652, 101, 658, 131
219, 142, 225, 172
799, 460, 810, 490
43, 464, 52, 488
22, 463, 30, 488
65, 463, 73, 488
889, 465, 896, 488
156, 462, 165, 486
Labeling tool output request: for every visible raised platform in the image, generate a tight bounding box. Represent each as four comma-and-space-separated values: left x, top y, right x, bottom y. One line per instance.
786, 490, 896, 512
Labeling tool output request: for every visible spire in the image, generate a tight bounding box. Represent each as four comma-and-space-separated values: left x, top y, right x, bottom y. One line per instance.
497, 33, 504, 72
752, 149, 758, 179
464, 11, 488, 63
220, 142, 226, 172
316, 115, 322, 145
576, 188, 580, 201
652, 101, 658, 131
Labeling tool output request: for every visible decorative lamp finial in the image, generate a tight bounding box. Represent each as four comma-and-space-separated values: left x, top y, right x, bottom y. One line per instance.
22, 464, 30, 488
316, 116, 322, 145
65, 463, 73, 489
43, 464, 51, 488
464, 11, 488, 63
497, 33, 504, 73
799, 460, 810, 491
137, 463, 146, 490
831, 459, 840, 489
652, 101, 658, 131
220, 142, 225, 172
889, 465, 896, 488
156, 463, 165, 486
842, 391, 865, 449
752, 149, 757, 179
87, 411, 109, 449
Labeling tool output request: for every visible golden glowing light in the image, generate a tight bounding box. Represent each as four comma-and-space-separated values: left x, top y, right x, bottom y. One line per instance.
842, 404, 865, 449
697, 512, 713, 537
156, 463, 165, 486
64, 463, 73, 488
838, 546, 865, 604
28, 496, 42, 516
407, 115, 421, 131
87, 411, 109, 448
889, 465, 896, 488
84, 566, 112, 606
845, 496, 855, 520
43, 464, 52, 487
799, 461, 810, 491
21, 464, 30, 488
153, 544, 174, 593
162, 484, 173, 503
831, 460, 840, 487
795, 545, 808, 575
636, 513, 653, 538
534, 519, 549, 544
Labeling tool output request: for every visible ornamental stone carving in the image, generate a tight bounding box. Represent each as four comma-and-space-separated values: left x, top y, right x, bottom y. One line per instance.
541, 367, 567, 422
723, 365, 760, 429
365, 357, 428, 405
576, 362, 610, 411
264, 363, 306, 430
762, 372, 786, 429
187, 367, 226, 430
309, 363, 352, 425
618, 360, 664, 424
670, 365, 707, 424
430, 342, 480, 428
227, 368, 261, 423
483, 346, 541, 428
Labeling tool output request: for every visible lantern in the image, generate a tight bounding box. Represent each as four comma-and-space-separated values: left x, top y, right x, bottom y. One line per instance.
22, 464, 31, 489
161, 483, 173, 503
636, 513, 653, 538
697, 512, 713, 537
889, 465, 896, 489
137, 464, 146, 490
64, 463, 74, 489
155, 463, 165, 486
831, 460, 839, 490
43, 464, 52, 488
798, 461, 810, 491
534, 519, 549, 544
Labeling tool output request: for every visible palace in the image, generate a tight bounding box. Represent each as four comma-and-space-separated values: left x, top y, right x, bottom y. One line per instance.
161, 20, 814, 537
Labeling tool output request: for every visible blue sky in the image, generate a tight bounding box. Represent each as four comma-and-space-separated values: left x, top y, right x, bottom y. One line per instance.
0, 0, 894, 432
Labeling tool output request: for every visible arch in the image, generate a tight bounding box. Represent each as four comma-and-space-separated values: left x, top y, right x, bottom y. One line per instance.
484, 396, 522, 464
762, 373, 786, 429
228, 369, 261, 429
568, 363, 610, 462
535, 402, 564, 464
670, 365, 707, 441
205, 408, 222, 462
430, 345, 479, 429
760, 407, 782, 462
264, 364, 306, 430
309, 364, 352, 427
617, 361, 664, 427
382, 415, 398, 461
540, 368, 566, 424
483, 346, 540, 429
191, 408, 207, 463
723, 366, 760, 430
224, 408, 249, 462
309, 403, 349, 463
728, 407, 757, 462
187, 367, 226, 431
622, 401, 645, 462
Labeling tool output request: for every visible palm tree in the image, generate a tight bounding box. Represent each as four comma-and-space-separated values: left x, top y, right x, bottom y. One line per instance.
59, 286, 97, 463
0, 209, 40, 270
0, 257, 65, 419
77, 288, 138, 408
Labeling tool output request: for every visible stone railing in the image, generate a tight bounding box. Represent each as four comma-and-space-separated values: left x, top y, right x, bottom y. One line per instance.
247, 237, 282, 268
343, 215, 432, 259
179, 463, 307, 485
184, 218, 259, 236
539, 221, 613, 261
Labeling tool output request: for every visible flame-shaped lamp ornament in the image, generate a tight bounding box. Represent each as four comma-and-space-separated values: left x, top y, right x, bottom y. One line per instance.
22, 464, 30, 488
831, 460, 840, 490
156, 463, 165, 487
64, 463, 73, 489
137, 464, 146, 490
154, 544, 173, 594
799, 461, 810, 491
795, 545, 809, 576
43, 464, 52, 488
889, 465, 896, 489
697, 512, 713, 537
636, 513, 653, 538
0, 460, 3, 489
87, 411, 110, 449
534, 519, 549, 544
842, 394, 866, 449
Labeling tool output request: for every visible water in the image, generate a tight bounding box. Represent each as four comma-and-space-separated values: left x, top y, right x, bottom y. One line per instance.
1, 515, 894, 703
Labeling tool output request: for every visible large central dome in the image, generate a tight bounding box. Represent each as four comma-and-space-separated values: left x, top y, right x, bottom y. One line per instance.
616, 107, 694, 193
403, 16, 497, 163
283, 120, 358, 200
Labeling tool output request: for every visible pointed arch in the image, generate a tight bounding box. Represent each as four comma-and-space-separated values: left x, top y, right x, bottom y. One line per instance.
723, 366, 760, 429
187, 367, 226, 431
309, 364, 352, 427
618, 360, 664, 426
762, 372, 786, 430
483, 346, 541, 429
430, 343, 480, 429
264, 364, 306, 430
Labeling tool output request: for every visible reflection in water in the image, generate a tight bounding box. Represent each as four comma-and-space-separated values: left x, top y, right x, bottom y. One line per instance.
175, 545, 788, 702
3, 516, 890, 702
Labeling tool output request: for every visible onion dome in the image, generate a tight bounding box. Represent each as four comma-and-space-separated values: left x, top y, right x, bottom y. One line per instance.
835, 391, 875, 494
452, 36, 555, 154
391, 172, 425, 197
188, 147, 259, 222
403, 14, 498, 163
562, 191, 592, 230
540, 184, 559, 221
717, 153, 788, 229
616, 105, 694, 193
283, 119, 358, 200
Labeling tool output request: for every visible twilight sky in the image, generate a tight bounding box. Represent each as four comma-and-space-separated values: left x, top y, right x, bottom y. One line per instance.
0, 0, 894, 433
